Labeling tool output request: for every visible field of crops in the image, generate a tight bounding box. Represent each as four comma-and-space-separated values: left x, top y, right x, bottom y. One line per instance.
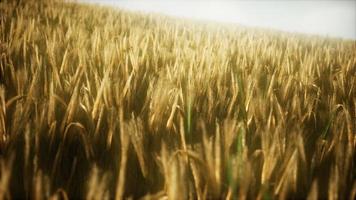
0, 0, 355, 199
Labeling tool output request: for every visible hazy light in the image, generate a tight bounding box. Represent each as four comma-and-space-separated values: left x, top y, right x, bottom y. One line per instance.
79, 0, 356, 40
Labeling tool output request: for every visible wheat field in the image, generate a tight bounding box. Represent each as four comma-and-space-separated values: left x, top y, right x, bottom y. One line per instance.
0, 0, 355, 199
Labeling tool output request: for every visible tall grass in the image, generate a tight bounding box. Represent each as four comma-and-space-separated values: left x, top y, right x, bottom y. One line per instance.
0, 0, 355, 199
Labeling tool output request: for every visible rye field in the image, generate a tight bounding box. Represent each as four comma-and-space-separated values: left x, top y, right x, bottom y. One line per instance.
0, 0, 355, 199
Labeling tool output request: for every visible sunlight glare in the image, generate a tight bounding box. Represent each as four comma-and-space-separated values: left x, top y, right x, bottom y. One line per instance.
79, 0, 356, 40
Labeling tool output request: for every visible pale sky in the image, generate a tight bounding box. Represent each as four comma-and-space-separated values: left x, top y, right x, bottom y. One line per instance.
78, 0, 356, 40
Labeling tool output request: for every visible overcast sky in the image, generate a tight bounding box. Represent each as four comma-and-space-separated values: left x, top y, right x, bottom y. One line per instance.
78, 0, 356, 40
